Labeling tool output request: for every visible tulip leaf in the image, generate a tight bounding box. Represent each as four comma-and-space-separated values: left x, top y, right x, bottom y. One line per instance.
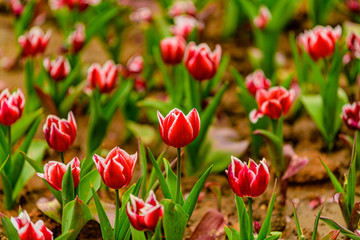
54, 230, 74, 240
183, 165, 212, 217
91, 184, 114, 240
36, 197, 62, 224
320, 159, 344, 195
104, 80, 132, 118
148, 148, 173, 200
151, 220, 163, 240
62, 165, 75, 206
312, 205, 325, 240
1, 214, 20, 240
153, 46, 174, 100
235, 196, 251, 240
320, 216, 360, 240
117, 176, 143, 240
0, 126, 7, 155
293, 204, 304, 240
1, 173, 14, 210
14, 0, 35, 37
138, 139, 148, 199
131, 227, 146, 240
11, 108, 42, 145
62, 197, 93, 240
86, 8, 118, 42
264, 232, 282, 240
78, 169, 101, 204
346, 134, 357, 216
258, 183, 277, 240
0, 156, 9, 174
59, 80, 86, 116
161, 199, 189, 240
148, 147, 167, 192
207, 54, 230, 95
164, 159, 184, 205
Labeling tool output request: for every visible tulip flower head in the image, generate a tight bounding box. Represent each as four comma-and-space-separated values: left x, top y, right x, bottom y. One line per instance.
341, 102, 360, 130
346, 0, 360, 12
170, 15, 204, 39
184, 42, 222, 81
347, 32, 360, 59
10, 0, 24, 17
11, 210, 53, 240
37, 157, 80, 191
18, 27, 51, 57
93, 147, 137, 189
50, 0, 100, 11
129, 7, 153, 23
0, 88, 25, 126
168, 0, 197, 17
43, 112, 77, 152
250, 86, 295, 123
297, 25, 342, 61
43, 56, 71, 82
226, 157, 270, 198
245, 70, 271, 96
88, 60, 118, 93
253, 6, 271, 30
120, 55, 144, 78
126, 191, 164, 231
68, 23, 85, 54
160, 36, 186, 65
158, 108, 200, 148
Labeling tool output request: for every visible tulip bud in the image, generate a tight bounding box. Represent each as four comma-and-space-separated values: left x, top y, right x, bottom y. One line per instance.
88, 60, 118, 93
250, 86, 294, 123
347, 32, 360, 59
10, 0, 24, 17
129, 7, 153, 23
346, 0, 360, 12
160, 36, 186, 65
43, 56, 71, 82
43, 112, 77, 152
126, 191, 164, 231
297, 25, 341, 61
0, 88, 25, 126
157, 108, 200, 148
245, 70, 271, 96
254, 221, 261, 234
93, 147, 137, 189
184, 42, 222, 81
68, 23, 85, 54
18, 27, 51, 57
226, 157, 270, 198
170, 15, 204, 39
253, 6, 271, 30
341, 102, 360, 130
120, 55, 144, 78
37, 157, 80, 191
11, 210, 53, 240
168, 1, 197, 17
50, 0, 100, 11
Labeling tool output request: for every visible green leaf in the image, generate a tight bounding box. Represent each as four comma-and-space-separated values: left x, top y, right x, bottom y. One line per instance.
235, 196, 251, 240
320, 159, 345, 195
258, 183, 277, 240
320, 216, 360, 240
127, 122, 156, 147
36, 197, 62, 223
293, 204, 304, 240
1, 173, 13, 210
62, 197, 93, 240
138, 138, 148, 199
0, 156, 9, 173
59, 81, 86, 116
148, 148, 173, 200
14, 0, 35, 37
78, 169, 101, 204
162, 199, 189, 240
224, 226, 234, 240
54, 230, 74, 240
346, 133, 357, 215
86, 8, 118, 41
148, 148, 167, 192
91, 184, 114, 240
130, 227, 146, 240
1, 214, 20, 240
11, 108, 42, 145
164, 159, 184, 205
183, 165, 212, 217
62, 165, 75, 206
151, 220, 163, 240
312, 205, 325, 240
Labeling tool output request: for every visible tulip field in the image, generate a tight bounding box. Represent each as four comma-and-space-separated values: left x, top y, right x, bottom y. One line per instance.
2, 0, 360, 239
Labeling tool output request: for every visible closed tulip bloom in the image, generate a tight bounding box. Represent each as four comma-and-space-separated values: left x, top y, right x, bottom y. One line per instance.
157, 108, 200, 148
93, 147, 137, 189
347, 32, 360, 59
160, 36, 186, 65
253, 6, 271, 30
341, 102, 360, 130
68, 23, 85, 54
50, 0, 100, 11
18, 27, 51, 57
43, 112, 77, 152
168, 0, 197, 17
0, 88, 25, 126
170, 15, 203, 39
226, 157, 270, 198
43, 56, 71, 82
250, 86, 294, 123
37, 157, 80, 191
88, 60, 118, 93
346, 0, 360, 12
245, 70, 271, 96
184, 42, 222, 81
126, 191, 164, 231
129, 7, 153, 23
120, 55, 144, 78
297, 25, 341, 61
11, 210, 53, 240
10, 0, 24, 17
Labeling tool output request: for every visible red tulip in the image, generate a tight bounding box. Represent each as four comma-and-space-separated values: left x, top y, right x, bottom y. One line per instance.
160, 36, 186, 65
134, 76, 147, 93
129, 7, 152, 23
43, 56, 71, 82
50, 0, 100, 11
37, 157, 80, 191
0, 88, 25, 126
245, 70, 271, 96
120, 55, 144, 79
347, 32, 360, 59
226, 157, 270, 198
10, 0, 24, 17
184, 42, 222, 81
297, 25, 342, 61
170, 15, 204, 39
88, 60, 118, 93
253, 6, 271, 30
157, 108, 200, 148
18, 27, 51, 57
168, 1, 197, 17
126, 191, 164, 231
341, 102, 360, 130
68, 23, 85, 54
11, 210, 53, 240
250, 86, 294, 123
346, 0, 360, 12
43, 112, 77, 152
93, 147, 137, 189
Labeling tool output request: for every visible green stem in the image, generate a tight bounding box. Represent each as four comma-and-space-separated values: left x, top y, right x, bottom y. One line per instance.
115, 189, 120, 235
248, 197, 253, 236
198, 81, 202, 111
176, 148, 181, 204
146, 231, 151, 240
60, 152, 65, 164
